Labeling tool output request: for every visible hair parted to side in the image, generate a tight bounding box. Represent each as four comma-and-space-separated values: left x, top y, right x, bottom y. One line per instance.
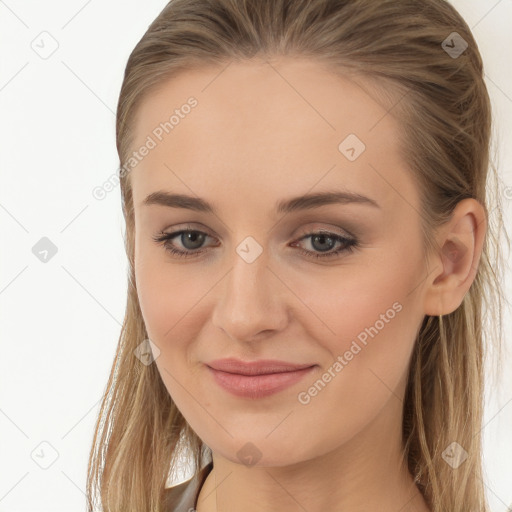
86, 1, 510, 511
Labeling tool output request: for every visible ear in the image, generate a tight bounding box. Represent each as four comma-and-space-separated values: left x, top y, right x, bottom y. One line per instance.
423, 198, 487, 316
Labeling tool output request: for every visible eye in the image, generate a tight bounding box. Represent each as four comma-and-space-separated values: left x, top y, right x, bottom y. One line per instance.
152, 228, 218, 259
152, 227, 359, 260
291, 230, 358, 259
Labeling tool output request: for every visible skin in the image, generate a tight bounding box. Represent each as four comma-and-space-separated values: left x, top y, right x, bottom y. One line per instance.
129, 58, 486, 512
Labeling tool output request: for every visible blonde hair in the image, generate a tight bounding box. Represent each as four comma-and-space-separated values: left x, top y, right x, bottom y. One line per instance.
87, 1, 510, 510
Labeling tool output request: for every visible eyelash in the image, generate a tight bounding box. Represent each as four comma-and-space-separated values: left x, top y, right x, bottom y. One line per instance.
152, 228, 358, 260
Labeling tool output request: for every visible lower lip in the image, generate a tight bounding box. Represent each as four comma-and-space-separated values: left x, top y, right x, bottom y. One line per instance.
206, 365, 315, 399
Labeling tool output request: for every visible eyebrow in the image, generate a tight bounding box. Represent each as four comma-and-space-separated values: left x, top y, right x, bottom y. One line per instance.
142, 189, 380, 214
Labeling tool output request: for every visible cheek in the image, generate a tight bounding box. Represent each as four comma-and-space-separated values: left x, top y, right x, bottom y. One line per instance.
135, 259, 208, 407
134, 246, 216, 376
292, 251, 423, 396
288, 262, 422, 451
136, 262, 201, 342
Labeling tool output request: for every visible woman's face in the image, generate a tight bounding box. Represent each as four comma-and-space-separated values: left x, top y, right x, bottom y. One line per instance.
130, 58, 430, 466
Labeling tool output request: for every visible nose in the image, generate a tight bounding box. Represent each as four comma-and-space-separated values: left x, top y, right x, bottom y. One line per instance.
211, 246, 289, 343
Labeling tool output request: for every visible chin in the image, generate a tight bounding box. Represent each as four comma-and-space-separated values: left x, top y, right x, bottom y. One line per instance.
211, 437, 311, 469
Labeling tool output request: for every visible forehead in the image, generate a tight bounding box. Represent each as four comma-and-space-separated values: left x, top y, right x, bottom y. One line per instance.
128, 58, 419, 215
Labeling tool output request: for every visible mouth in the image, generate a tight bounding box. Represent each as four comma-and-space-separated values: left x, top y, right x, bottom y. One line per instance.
205, 361, 316, 399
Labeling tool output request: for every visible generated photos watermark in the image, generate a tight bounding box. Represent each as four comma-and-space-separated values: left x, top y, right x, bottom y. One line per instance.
297, 301, 403, 405
92, 96, 198, 200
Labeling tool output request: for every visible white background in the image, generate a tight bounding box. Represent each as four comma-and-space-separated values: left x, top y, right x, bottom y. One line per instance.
0, 1, 511, 510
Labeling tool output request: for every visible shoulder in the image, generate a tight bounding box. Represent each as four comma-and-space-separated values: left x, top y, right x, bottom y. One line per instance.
162, 461, 213, 512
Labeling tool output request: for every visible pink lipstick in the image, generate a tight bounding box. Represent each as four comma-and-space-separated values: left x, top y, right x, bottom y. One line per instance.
206, 358, 316, 399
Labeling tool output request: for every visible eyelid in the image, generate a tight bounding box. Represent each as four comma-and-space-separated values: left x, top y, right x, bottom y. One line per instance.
295, 224, 354, 239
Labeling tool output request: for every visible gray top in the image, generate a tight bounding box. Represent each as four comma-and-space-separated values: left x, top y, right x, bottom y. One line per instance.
163, 461, 213, 511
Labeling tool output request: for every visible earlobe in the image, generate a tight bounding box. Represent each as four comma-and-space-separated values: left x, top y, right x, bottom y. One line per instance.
423, 198, 487, 316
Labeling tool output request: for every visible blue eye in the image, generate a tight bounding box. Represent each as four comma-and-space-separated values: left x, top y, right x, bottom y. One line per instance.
152, 229, 358, 260
152, 229, 214, 258
292, 231, 358, 259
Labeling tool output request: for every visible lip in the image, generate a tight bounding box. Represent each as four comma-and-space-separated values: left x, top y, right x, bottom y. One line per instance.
206, 358, 316, 399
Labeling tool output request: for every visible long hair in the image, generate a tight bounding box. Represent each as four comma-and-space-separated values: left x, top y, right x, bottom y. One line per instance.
86, 1, 510, 510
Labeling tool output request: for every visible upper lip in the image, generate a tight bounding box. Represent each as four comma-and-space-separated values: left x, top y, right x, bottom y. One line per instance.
206, 358, 315, 376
